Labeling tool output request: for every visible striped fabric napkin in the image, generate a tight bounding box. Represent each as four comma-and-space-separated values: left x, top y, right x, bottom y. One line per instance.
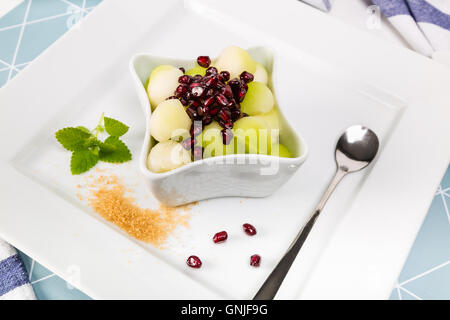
372, 0, 450, 57
0, 240, 35, 300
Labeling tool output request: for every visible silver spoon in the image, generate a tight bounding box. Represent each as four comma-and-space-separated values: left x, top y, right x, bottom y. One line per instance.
254, 125, 379, 300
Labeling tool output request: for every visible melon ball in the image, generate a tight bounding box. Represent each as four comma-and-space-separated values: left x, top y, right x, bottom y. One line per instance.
270, 143, 292, 158
146, 65, 183, 110
150, 99, 191, 142
185, 65, 206, 77
233, 116, 272, 155
147, 140, 192, 173
241, 82, 274, 116
215, 46, 257, 79
253, 62, 269, 84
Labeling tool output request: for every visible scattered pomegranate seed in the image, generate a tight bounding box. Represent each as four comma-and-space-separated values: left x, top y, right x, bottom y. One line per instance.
213, 231, 228, 243
197, 56, 211, 68
187, 255, 202, 268
240, 71, 254, 83
250, 254, 261, 267
243, 223, 257, 236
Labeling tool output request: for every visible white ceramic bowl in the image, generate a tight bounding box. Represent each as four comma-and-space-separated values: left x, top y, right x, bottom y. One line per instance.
129, 47, 308, 206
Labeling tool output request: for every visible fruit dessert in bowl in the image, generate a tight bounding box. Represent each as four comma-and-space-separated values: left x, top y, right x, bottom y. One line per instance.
130, 46, 308, 206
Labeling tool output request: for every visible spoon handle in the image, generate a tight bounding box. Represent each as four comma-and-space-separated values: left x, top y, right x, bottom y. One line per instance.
253, 167, 347, 300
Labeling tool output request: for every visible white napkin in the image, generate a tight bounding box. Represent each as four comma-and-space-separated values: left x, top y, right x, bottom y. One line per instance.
372, 0, 450, 57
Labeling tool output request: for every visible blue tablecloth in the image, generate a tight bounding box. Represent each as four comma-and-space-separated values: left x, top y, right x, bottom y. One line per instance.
0, 0, 448, 300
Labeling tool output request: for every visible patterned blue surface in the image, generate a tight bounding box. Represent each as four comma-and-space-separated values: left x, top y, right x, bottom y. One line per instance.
0, 0, 449, 300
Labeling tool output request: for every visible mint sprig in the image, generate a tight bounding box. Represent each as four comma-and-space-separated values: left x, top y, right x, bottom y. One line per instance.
55, 113, 132, 175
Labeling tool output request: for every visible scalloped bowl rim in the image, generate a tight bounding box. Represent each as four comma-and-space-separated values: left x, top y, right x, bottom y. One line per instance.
129, 48, 309, 181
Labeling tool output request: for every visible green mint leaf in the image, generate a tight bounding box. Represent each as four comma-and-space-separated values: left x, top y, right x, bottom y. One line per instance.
99, 141, 117, 153
76, 126, 92, 135
104, 117, 129, 137
70, 149, 99, 175
99, 136, 132, 163
55, 127, 92, 151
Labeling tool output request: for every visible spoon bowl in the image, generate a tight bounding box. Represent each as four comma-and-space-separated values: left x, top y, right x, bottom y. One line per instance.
336, 125, 379, 172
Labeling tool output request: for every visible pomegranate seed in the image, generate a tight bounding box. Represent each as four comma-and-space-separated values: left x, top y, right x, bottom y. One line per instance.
216, 94, 229, 107
212, 231, 228, 243
242, 112, 249, 117
202, 115, 213, 125
197, 56, 211, 68
221, 84, 233, 98
231, 110, 241, 121
219, 71, 230, 82
178, 75, 192, 84
175, 84, 188, 96
181, 138, 196, 150
190, 81, 202, 88
191, 86, 205, 98
218, 108, 231, 122
250, 254, 261, 267
204, 96, 216, 108
228, 78, 241, 90
240, 71, 254, 83
179, 67, 185, 73
204, 76, 218, 88
180, 98, 188, 106
240, 80, 248, 90
197, 105, 209, 117
186, 106, 198, 120
221, 129, 233, 145
237, 88, 247, 102
205, 66, 218, 75
243, 223, 257, 236
187, 255, 202, 268
189, 100, 201, 109
209, 107, 219, 116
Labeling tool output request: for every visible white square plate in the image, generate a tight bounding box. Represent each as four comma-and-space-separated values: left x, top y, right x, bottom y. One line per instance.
0, 0, 449, 299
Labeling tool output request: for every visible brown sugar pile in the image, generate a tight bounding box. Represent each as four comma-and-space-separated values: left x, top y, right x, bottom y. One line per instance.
87, 175, 192, 248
